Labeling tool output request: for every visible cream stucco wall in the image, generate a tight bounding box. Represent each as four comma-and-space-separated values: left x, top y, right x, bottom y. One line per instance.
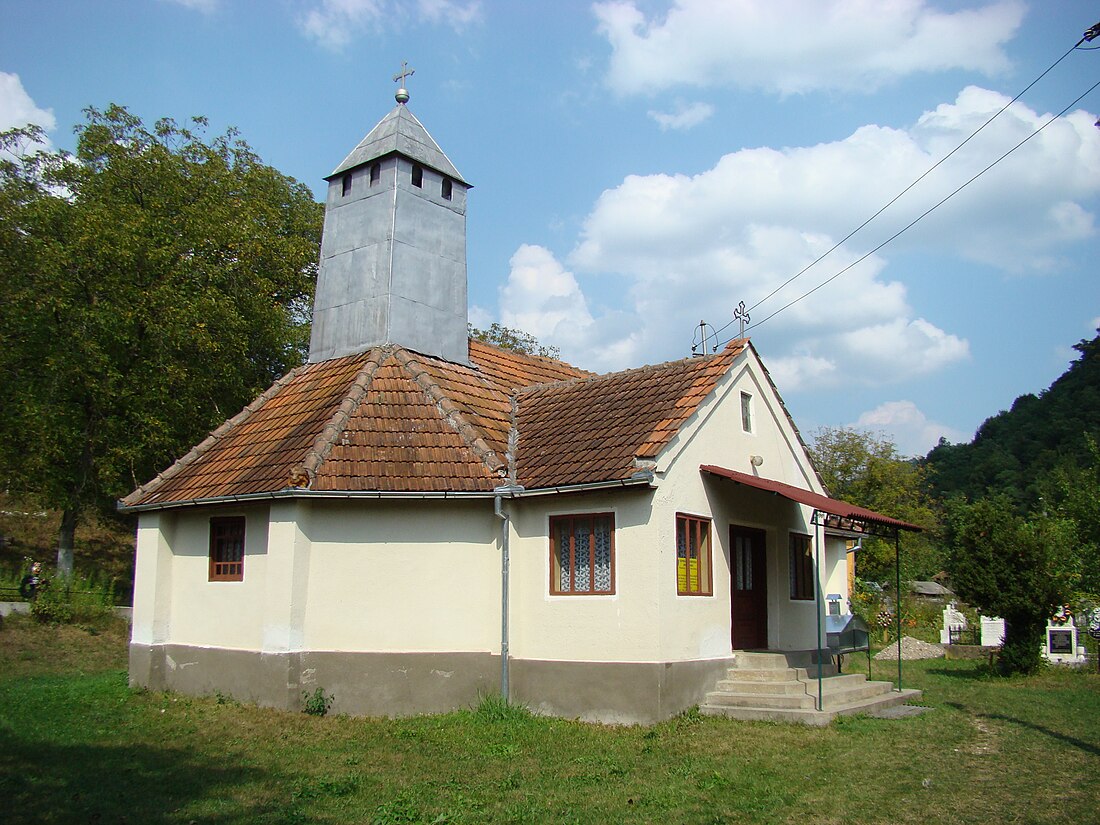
302, 499, 499, 652
134, 499, 503, 657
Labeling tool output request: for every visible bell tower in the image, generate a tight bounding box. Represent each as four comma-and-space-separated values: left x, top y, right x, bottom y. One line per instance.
308, 68, 471, 364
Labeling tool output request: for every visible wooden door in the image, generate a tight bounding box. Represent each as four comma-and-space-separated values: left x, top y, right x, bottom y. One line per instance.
730, 526, 767, 650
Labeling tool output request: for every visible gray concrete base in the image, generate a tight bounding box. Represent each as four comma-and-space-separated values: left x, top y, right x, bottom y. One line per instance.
511, 656, 736, 724
129, 643, 735, 723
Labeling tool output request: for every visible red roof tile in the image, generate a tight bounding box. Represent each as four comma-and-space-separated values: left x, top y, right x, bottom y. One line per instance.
123, 339, 747, 508
514, 343, 745, 489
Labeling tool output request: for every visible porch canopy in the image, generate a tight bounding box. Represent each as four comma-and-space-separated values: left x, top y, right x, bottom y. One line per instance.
700, 465, 922, 537
702, 464, 922, 699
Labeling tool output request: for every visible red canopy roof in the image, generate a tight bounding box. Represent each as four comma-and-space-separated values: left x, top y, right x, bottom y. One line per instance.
701, 465, 922, 533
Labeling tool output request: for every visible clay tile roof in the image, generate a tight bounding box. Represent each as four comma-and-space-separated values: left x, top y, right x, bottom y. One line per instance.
122, 338, 745, 508
515, 341, 746, 490
467, 338, 592, 391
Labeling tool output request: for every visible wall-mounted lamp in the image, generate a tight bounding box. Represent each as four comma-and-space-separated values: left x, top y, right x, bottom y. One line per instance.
750, 455, 764, 467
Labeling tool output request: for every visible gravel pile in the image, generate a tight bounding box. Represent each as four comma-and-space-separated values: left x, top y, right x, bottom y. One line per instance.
873, 636, 945, 661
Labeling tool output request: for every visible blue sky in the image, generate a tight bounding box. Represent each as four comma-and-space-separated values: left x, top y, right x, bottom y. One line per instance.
2, 0, 1098, 457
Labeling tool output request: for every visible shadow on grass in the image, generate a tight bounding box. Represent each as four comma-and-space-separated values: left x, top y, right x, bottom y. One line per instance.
0, 729, 287, 824
943, 702, 1100, 757
923, 665, 998, 681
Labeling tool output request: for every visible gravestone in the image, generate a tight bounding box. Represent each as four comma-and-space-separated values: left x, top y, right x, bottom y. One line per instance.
940, 602, 967, 645
1042, 606, 1087, 665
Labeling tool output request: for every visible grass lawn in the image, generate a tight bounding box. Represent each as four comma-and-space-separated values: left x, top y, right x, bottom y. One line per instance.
1, 617, 1098, 824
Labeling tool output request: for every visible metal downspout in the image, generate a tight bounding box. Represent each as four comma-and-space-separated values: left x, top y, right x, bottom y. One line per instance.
495, 493, 510, 702
815, 519, 823, 711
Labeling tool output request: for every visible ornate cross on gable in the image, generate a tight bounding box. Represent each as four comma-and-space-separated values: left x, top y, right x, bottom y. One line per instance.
734, 301, 750, 338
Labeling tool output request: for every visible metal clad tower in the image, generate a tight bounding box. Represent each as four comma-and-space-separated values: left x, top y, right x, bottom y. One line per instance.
308, 76, 471, 364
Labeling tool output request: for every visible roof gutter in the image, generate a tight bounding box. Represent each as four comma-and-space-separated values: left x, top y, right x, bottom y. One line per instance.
117, 472, 656, 514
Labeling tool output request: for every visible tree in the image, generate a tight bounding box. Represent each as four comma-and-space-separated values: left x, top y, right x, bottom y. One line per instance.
469, 323, 560, 359
946, 496, 1076, 674
0, 107, 323, 576
1043, 434, 1100, 599
925, 330, 1100, 510
808, 427, 941, 582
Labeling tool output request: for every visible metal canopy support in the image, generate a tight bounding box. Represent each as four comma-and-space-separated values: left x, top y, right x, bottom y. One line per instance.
812, 508, 907, 693
895, 530, 902, 692
814, 518, 824, 711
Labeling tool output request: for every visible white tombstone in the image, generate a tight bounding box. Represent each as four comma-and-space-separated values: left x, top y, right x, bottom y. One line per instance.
980, 616, 1006, 648
940, 602, 968, 645
1043, 607, 1087, 665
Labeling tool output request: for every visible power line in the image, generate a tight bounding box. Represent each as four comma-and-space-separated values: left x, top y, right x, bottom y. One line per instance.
706, 24, 1095, 345
721, 77, 1100, 344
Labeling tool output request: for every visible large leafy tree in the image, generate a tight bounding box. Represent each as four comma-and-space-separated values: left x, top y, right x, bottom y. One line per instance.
0, 107, 322, 576
808, 427, 941, 582
946, 497, 1077, 674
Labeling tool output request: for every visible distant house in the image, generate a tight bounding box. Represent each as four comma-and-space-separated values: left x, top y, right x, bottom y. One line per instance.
123, 87, 920, 724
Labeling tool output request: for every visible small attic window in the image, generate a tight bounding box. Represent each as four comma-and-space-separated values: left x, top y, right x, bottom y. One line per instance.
740, 391, 754, 433
341, 173, 352, 197
441, 177, 453, 200
370, 162, 380, 185
411, 164, 423, 188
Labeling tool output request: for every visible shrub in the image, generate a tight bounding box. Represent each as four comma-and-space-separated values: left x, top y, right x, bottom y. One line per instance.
29, 568, 115, 626
302, 687, 334, 717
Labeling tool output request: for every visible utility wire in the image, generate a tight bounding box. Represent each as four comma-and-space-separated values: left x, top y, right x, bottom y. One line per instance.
718, 77, 1100, 345
707, 26, 1094, 344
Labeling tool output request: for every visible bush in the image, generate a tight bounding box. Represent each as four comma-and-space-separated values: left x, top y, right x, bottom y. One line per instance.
29, 568, 115, 626
302, 687, 334, 717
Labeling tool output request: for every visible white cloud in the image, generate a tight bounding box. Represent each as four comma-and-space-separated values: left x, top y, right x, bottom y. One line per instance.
595, 0, 1024, 96
299, 0, 480, 49
648, 100, 714, 131
0, 72, 55, 134
497, 245, 643, 371
505, 85, 1100, 381
0, 73, 55, 157
855, 400, 969, 457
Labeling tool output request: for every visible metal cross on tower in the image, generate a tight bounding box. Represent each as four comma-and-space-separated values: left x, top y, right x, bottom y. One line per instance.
393, 61, 415, 103
734, 301, 750, 338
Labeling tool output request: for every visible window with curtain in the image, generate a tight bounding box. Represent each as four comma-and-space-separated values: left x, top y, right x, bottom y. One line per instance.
550, 513, 614, 595
209, 517, 245, 582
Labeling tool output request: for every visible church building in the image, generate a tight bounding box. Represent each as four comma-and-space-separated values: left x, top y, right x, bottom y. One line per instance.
123, 80, 920, 724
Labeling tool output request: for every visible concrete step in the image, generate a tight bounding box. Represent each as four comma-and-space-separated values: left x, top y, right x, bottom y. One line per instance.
705, 690, 818, 710
715, 678, 808, 695
700, 688, 924, 727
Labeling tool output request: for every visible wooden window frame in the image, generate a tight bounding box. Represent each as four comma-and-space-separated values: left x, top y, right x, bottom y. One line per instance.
209, 516, 245, 582
740, 391, 753, 433
550, 513, 615, 595
789, 532, 814, 601
676, 513, 713, 596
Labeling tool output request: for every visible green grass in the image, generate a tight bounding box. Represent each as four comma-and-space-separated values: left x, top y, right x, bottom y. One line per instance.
1, 616, 1098, 824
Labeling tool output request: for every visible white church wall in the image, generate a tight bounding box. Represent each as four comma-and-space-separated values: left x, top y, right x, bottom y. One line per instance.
302, 499, 499, 653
